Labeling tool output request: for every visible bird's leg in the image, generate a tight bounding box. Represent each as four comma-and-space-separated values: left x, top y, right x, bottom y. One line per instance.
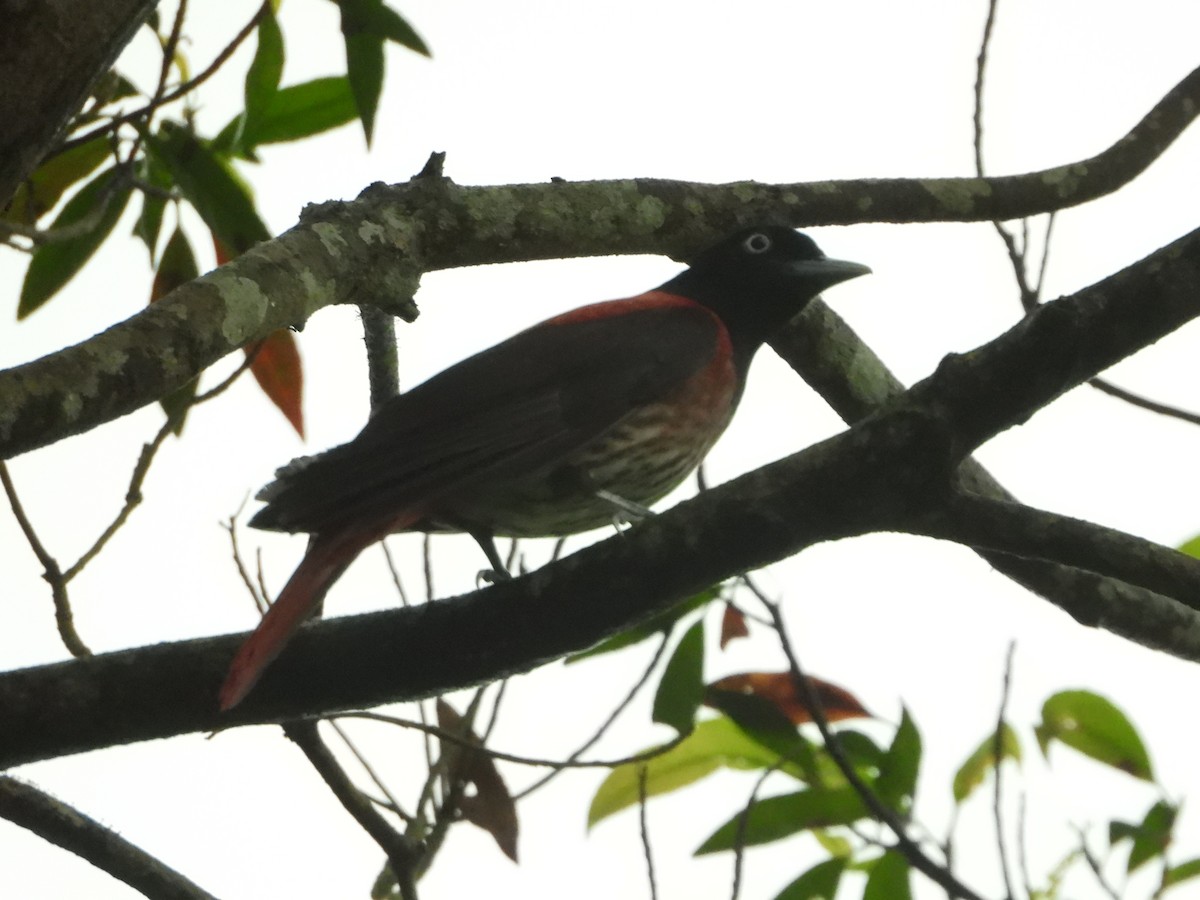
595, 489, 655, 532
469, 530, 512, 582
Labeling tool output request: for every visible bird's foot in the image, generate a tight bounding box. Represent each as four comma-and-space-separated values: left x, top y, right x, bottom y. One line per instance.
596, 489, 654, 533
476, 566, 513, 586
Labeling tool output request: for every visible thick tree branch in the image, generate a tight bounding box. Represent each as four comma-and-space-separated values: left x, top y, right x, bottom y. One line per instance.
3, 228, 1200, 767
773, 298, 1200, 647
0, 0, 156, 205
0, 775, 217, 900
4, 62, 1200, 460
912, 493, 1200, 611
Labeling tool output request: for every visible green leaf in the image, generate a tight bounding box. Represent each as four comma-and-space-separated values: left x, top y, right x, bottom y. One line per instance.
774, 857, 846, 900
1110, 800, 1176, 873
1165, 857, 1200, 889
18, 166, 132, 318
1177, 534, 1200, 559
238, 77, 359, 150
145, 122, 270, 256
337, 0, 431, 55
705, 691, 829, 787
863, 851, 912, 900
344, 29, 384, 145
696, 787, 867, 854
133, 154, 173, 263
952, 722, 1022, 803
5, 138, 111, 224
875, 706, 921, 812
240, 6, 286, 152
588, 717, 784, 828
568, 587, 719, 662
1035, 690, 1153, 781
152, 228, 201, 433
652, 620, 705, 734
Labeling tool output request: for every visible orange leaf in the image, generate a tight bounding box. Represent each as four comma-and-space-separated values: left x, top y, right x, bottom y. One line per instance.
719, 603, 749, 648
436, 700, 519, 862
705, 672, 871, 725
212, 233, 236, 267
248, 330, 305, 437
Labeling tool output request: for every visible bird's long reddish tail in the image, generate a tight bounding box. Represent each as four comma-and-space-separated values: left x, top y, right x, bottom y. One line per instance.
219, 531, 364, 711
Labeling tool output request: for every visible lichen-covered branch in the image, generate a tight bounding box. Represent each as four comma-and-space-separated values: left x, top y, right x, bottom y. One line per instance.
4, 60, 1200, 460
3, 227, 1200, 767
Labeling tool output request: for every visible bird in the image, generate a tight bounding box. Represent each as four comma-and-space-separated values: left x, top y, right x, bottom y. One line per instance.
219, 225, 870, 710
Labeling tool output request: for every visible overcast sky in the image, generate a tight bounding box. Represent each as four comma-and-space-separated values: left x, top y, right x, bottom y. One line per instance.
4, 2, 1200, 898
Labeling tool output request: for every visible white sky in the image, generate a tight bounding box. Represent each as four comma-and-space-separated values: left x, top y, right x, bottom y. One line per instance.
3, 1, 1200, 898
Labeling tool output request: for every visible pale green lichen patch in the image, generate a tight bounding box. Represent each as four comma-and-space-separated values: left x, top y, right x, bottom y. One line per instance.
921, 178, 992, 215
355, 220, 387, 246
204, 267, 271, 345
1040, 164, 1086, 198
312, 221, 351, 255
299, 268, 338, 312
62, 391, 83, 419
808, 181, 844, 195
629, 194, 668, 231
462, 187, 521, 237
731, 182, 764, 203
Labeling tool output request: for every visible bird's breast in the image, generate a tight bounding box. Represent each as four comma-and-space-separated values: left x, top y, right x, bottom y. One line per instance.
444, 348, 739, 537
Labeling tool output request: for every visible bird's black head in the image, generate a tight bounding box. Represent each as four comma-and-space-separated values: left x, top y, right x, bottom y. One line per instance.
663, 225, 870, 362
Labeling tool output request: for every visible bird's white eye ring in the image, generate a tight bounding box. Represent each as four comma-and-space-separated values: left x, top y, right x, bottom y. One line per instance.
743, 233, 772, 254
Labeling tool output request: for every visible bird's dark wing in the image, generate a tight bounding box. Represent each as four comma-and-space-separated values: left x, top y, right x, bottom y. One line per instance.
250, 295, 727, 535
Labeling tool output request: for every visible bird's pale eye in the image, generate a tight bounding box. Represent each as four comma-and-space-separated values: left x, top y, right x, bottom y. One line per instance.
743, 233, 772, 254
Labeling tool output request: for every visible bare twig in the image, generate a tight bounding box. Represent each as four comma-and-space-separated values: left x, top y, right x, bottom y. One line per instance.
0, 775, 218, 900
336, 710, 688, 772
513, 632, 672, 800
0, 461, 90, 657
328, 720, 409, 823
758, 597, 988, 900
730, 766, 776, 900
638, 765, 660, 900
283, 721, 421, 900
972, 0, 1000, 178
61, 2, 271, 154
1073, 826, 1121, 900
992, 642, 1017, 900
124, 0, 189, 165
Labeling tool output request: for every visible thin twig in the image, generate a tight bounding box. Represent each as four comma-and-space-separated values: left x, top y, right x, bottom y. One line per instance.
1088, 378, 1200, 427
731, 766, 776, 900
381, 541, 411, 606
124, 0, 189, 165
1073, 826, 1121, 900
513, 632, 673, 800
61, 2, 271, 153
638, 765, 659, 900
65, 351, 257, 582
328, 720, 410, 823
283, 721, 421, 900
0, 463, 89, 657
336, 711, 687, 772
992, 642, 1017, 900
972, 0, 1000, 178
758, 597, 988, 900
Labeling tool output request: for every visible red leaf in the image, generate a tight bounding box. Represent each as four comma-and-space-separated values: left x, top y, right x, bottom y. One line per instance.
719, 603, 749, 648
248, 330, 305, 437
705, 672, 871, 725
208, 230, 305, 436
213, 233, 236, 267
436, 700, 519, 862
